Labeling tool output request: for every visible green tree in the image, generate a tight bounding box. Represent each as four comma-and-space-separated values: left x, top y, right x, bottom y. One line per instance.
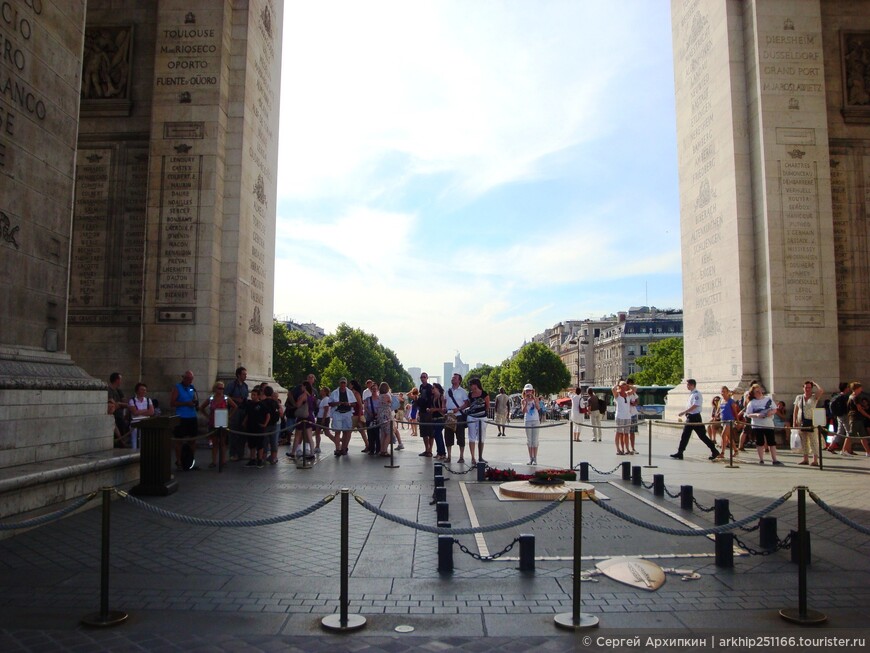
313, 323, 386, 383
272, 322, 315, 388
633, 337, 684, 385
507, 342, 571, 396
465, 364, 494, 391
321, 358, 352, 389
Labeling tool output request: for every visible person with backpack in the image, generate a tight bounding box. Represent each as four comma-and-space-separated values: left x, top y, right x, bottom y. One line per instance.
826, 382, 850, 452
587, 388, 603, 442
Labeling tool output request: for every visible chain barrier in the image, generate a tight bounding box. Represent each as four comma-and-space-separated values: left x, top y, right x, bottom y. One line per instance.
587, 489, 795, 536
808, 489, 870, 536
115, 489, 336, 527
641, 480, 654, 490
733, 531, 792, 556
455, 537, 519, 561
0, 491, 98, 531
664, 485, 682, 499
692, 497, 716, 513
586, 462, 622, 476
441, 464, 478, 475
353, 492, 567, 535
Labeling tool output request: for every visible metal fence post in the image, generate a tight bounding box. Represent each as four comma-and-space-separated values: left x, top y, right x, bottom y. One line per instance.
80, 488, 128, 627
554, 491, 598, 630
519, 534, 535, 573
322, 489, 366, 631
780, 487, 826, 624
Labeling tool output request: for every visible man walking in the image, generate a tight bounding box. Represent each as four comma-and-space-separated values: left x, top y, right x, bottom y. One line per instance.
671, 379, 719, 460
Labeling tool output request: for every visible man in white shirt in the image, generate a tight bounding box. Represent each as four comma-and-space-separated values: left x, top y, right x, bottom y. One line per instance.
445, 373, 469, 463
569, 387, 585, 442
671, 379, 719, 460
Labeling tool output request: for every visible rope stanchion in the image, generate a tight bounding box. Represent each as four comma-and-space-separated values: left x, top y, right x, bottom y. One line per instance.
353, 492, 567, 535
808, 489, 870, 535
116, 489, 336, 527
321, 489, 366, 632
587, 489, 795, 536
554, 480, 598, 631
0, 492, 98, 531
644, 419, 657, 469
80, 488, 128, 627
780, 487, 827, 624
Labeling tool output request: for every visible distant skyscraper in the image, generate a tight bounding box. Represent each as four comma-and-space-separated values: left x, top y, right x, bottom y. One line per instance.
443, 362, 454, 384
453, 352, 469, 378
407, 367, 422, 386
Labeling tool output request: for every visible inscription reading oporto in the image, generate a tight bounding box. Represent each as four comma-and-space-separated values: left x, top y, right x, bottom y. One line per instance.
155, 27, 219, 89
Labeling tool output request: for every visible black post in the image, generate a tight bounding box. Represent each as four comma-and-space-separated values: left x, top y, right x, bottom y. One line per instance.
438, 535, 454, 573
780, 487, 826, 624
579, 462, 589, 482
724, 421, 739, 468
631, 466, 641, 486
476, 461, 486, 481
759, 516, 778, 551
714, 499, 729, 526
680, 485, 693, 511
384, 432, 399, 468
621, 461, 631, 480
434, 486, 446, 503
321, 489, 366, 631
817, 427, 825, 471
554, 489, 598, 629
434, 462, 443, 479
436, 501, 449, 522
434, 474, 445, 488
519, 534, 535, 572
217, 426, 225, 473
653, 474, 664, 497
569, 424, 574, 471
80, 488, 127, 627
644, 419, 657, 468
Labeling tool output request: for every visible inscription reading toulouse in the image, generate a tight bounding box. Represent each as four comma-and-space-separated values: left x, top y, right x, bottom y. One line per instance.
156, 27, 218, 90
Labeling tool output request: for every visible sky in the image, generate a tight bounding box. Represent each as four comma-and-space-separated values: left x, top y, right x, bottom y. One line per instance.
274, 0, 682, 378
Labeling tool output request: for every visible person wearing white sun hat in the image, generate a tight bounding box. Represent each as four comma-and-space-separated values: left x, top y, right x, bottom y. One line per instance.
521, 383, 541, 465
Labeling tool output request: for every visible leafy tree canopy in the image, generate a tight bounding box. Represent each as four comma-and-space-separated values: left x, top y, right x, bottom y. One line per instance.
507, 342, 571, 396
633, 337, 684, 386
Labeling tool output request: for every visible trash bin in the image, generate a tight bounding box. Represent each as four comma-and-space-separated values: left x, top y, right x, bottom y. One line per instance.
131, 415, 179, 496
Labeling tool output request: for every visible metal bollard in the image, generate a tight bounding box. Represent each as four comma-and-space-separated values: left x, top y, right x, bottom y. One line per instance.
631, 466, 641, 486
621, 461, 631, 480
554, 476, 598, 630
477, 461, 486, 481
434, 474, 445, 488
579, 462, 589, 481
80, 488, 128, 627
434, 462, 443, 479
436, 501, 449, 523
519, 534, 535, 572
438, 535, 454, 573
714, 499, 730, 526
759, 517, 778, 551
680, 485, 693, 511
780, 487, 826, 624
321, 488, 366, 632
715, 532, 734, 567
437, 521, 451, 529
434, 486, 446, 503
653, 474, 664, 497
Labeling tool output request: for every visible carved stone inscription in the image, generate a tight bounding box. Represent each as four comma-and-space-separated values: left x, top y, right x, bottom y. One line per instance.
70, 149, 112, 307
120, 148, 148, 307
779, 158, 823, 317
675, 1, 723, 335
0, 0, 50, 249
156, 153, 201, 307
155, 15, 220, 102
829, 146, 870, 329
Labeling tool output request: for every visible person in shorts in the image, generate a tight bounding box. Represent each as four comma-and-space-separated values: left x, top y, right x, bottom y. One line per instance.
745, 383, 783, 465
170, 370, 199, 470
329, 378, 356, 456
444, 373, 468, 463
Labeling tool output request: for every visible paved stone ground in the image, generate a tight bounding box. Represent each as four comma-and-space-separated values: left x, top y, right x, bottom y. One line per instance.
0, 420, 868, 652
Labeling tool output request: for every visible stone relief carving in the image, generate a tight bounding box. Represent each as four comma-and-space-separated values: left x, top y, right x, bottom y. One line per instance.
249, 306, 264, 334
262, 4, 273, 40
254, 174, 267, 205
81, 26, 133, 101
1, 211, 20, 249
698, 308, 721, 339
841, 31, 870, 122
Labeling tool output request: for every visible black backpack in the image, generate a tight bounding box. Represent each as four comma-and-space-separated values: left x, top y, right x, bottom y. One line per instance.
830, 393, 848, 417
597, 396, 607, 415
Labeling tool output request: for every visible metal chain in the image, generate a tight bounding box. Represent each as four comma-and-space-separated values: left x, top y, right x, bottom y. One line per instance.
441, 465, 477, 476
455, 537, 519, 561
664, 486, 682, 499
692, 497, 716, 513
587, 463, 622, 475
733, 531, 792, 556
641, 480, 654, 489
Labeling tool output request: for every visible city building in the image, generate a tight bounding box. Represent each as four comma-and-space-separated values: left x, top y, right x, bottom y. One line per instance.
593, 307, 683, 387
276, 318, 325, 340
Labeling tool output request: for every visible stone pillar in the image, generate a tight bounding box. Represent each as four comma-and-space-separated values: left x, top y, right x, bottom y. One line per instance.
670, 0, 840, 409
0, 0, 135, 520
141, 0, 283, 397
